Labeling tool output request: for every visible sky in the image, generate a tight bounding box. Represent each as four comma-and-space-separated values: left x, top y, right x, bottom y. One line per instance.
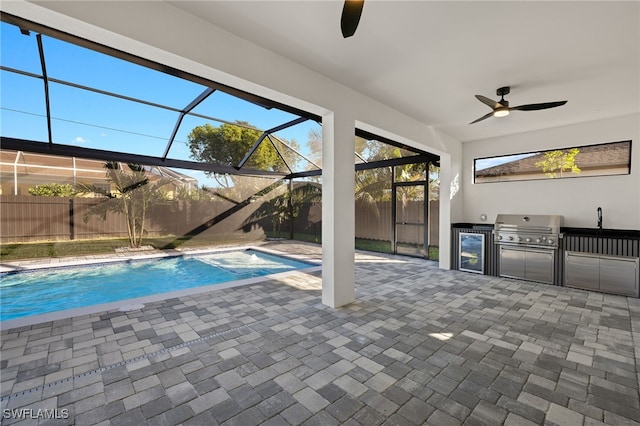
474, 153, 536, 171
0, 21, 321, 188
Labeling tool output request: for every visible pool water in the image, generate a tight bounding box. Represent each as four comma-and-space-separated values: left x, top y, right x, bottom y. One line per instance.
0, 249, 312, 322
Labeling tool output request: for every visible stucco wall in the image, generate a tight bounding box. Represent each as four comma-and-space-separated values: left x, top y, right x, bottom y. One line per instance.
462, 114, 640, 229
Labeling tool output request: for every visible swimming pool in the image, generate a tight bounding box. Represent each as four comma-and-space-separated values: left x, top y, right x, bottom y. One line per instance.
0, 249, 315, 322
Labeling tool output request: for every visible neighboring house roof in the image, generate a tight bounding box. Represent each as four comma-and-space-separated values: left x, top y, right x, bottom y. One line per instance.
146, 165, 198, 185
475, 141, 631, 178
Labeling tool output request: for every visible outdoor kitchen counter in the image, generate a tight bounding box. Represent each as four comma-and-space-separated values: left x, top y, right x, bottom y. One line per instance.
561, 227, 640, 258
452, 223, 640, 297
561, 227, 640, 297
561, 227, 640, 239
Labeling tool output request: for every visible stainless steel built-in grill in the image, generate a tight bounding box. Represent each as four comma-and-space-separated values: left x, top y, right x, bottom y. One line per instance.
494, 214, 563, 248
494, 214, 564, 284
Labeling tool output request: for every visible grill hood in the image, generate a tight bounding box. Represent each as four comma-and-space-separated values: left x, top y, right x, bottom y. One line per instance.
495, 214, 563, 234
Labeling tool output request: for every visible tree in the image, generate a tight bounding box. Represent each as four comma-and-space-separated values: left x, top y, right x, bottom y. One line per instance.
187, 121, 298, 188
356, 168, 392, 204
307, 127, 323, 166
535, 148, 581, 178
76, 162, 170, 248
28, 183, 77, 197
429, 162, 440, 201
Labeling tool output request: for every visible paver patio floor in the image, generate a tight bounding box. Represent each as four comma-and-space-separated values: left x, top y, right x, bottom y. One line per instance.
1, 241, 639, 425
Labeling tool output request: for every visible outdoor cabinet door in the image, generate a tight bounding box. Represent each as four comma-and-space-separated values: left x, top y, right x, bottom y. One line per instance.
525, 249, 554, 285
565, 252, 600, 291
500, 246, 525, 280
599, 257, 639, 297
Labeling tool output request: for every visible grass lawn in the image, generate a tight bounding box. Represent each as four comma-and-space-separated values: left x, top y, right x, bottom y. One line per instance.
0, 234, 260, 262
1, 239, 129, 260
1, 234, 438, 261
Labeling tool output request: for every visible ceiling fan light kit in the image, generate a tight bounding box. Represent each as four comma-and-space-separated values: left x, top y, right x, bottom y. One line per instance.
493, 108, 510, 118
470, 86, 567, 124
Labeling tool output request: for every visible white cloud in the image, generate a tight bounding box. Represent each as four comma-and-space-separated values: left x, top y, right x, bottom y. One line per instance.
74, 136, 90, 144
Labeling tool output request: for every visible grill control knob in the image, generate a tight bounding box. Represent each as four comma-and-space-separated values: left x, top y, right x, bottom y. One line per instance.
508, 236, 514, 241
547, 239, 554, 245
525, 238, 532, 243
517, 237, 522, 242
536, 238, 542, 243
498, 235, 503, 240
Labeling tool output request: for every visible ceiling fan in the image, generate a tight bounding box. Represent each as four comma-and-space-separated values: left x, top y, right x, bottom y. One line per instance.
469, 86, 567, 124
341, 0, 365, 38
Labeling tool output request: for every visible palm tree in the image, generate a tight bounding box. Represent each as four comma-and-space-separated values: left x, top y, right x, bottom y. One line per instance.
77, 162, 170, 248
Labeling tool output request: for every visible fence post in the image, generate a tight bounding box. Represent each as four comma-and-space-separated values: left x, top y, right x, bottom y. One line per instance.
69, 198, 75, 240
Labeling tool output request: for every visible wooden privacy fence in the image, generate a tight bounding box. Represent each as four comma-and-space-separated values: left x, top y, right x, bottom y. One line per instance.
1, 195, 149, 242
0, 195, 439, 245
290, 200, 439, 246
1, 195, 71, 242
0, 195, 268, 243
353, 200, 440, 246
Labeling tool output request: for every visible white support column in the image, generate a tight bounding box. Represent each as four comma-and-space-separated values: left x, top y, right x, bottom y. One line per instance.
322, 111, 356, 308
438, 153, 453, 270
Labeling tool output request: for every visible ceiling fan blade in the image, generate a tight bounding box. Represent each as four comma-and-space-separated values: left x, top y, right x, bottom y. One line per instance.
341, 0, 365, 38
469, 111, 495, 124
511, 100, 567, 111
475, 95, 503, 109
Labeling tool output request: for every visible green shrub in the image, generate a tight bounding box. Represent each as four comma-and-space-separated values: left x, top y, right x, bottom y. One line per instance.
28, 183, 77, 197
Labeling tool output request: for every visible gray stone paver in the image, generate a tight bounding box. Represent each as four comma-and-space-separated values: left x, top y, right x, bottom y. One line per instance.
1, 241, 639, 425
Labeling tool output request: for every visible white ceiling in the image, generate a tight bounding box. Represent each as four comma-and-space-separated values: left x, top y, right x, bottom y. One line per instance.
168, 1, 639, 143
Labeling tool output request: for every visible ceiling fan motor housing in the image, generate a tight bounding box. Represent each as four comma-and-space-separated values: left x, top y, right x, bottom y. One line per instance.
497, 86, 511, 97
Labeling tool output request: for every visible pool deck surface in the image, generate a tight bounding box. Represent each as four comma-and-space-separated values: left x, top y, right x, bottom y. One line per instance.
1, 241, 639, 425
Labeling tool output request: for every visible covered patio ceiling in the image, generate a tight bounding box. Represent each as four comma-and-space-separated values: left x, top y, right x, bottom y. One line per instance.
165, 1, 639, 143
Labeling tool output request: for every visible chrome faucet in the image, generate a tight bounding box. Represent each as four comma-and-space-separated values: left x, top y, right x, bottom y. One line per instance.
597, 207, 603, 230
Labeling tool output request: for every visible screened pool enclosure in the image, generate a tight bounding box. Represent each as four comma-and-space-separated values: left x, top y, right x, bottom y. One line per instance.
0, 13, 440, 259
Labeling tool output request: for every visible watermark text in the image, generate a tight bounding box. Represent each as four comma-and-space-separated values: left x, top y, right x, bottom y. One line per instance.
2, 408, 70, 420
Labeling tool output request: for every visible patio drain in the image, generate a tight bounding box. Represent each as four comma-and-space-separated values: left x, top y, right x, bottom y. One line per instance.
0, 307, 312, 403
